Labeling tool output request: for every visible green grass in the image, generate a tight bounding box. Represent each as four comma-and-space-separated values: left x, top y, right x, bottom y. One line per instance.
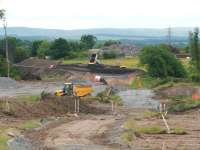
121, 131, 134, 145
0, 135, 10, 150
168, 95, 200, 112
137, 126, 166, 134
143, 111, 161, 119
131, 75, 168, 89
0, 128, 19, 150
19, 120, 41, 130
16, 95, 41, 104
62, 57, 141, 69
62, 59, 88, 65
0, 121, 41, 150
171, 128, 187, 135
42, 74, 66, 81
169, 100, 200, 112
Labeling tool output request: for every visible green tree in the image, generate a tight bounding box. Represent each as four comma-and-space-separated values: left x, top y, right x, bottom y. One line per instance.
49, 38, 70, 59
0, 55, 7, 76
37, 41, 50, 58
0, 37, 18, 63
0, 9, 5, 19
189, 28, 200, 81
7, 37, 17, 63
31, 40, 42, 56
80, 35, 97, 50
139, 45, 186, 78
14, 46, 30, 63
104, 40, 120, 47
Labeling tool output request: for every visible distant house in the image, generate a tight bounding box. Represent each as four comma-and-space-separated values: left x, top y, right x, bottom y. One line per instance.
101, 44, 141, 57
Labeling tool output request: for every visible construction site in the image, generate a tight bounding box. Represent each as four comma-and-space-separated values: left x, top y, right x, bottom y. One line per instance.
0, 54, 199, 150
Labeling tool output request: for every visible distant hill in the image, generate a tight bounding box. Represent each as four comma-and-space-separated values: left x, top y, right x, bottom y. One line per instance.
0, 27, 192, 47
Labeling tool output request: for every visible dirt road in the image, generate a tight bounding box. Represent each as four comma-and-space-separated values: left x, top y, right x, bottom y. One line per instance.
44, 115, 117, 150
0, 80, 63, 98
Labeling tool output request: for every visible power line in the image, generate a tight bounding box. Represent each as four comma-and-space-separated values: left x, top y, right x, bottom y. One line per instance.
167, 26, 172, 46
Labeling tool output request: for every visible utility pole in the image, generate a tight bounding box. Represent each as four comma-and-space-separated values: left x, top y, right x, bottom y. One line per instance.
3, 17, 10, 77
167, 26, 172, 46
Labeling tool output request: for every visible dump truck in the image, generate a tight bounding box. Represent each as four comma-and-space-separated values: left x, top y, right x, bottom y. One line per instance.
55, 82, 93, 97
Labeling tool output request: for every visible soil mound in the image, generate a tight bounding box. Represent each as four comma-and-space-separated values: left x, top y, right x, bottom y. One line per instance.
17, 57, 57, 68
158, 86, 200, 97
0, 96, 107, 118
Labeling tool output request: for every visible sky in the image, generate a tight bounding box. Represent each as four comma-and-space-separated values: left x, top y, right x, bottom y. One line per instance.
0, 0, 200, 30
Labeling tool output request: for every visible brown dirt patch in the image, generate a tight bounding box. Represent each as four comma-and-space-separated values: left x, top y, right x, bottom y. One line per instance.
0, 96, 108, 119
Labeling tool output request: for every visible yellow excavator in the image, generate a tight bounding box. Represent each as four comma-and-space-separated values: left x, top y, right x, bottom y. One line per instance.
55, 82, 93, 97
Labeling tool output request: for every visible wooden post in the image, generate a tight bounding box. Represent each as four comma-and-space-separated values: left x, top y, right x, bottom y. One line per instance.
111, 101, 114, 112
162, 114, 170, 134
77, 97, 80, 113
74, 97, 77, 113
5, 98, 10, 113
160, 103, 170, 134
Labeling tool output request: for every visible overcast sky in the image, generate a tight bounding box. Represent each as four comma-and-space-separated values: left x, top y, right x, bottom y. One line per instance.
0, 0, 200, 29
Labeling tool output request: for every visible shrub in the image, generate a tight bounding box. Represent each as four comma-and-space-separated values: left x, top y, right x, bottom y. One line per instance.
139, 45, 186, 78
103, 51, 117, 59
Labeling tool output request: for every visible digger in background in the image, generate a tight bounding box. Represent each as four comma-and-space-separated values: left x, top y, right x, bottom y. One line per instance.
89, 53, 100, 64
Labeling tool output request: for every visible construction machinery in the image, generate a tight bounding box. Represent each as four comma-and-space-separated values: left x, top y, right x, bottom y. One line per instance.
89, 53, 100, 64
55, 82, 93, 97
55, 76, 108, 113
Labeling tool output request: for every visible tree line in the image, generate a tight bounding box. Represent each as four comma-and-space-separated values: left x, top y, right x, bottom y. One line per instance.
139, 27, 200, 82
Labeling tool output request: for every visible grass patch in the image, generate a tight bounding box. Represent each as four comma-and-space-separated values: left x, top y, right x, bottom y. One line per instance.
62, 58, 88, 65
95, 88, 123, 105
62, 57, 141, 69
0, 128, 18, 150
131, 75, 169, 89
169, 100, 200, 112
42, 74, 65, 81
131, 74, 199, 90
137, 126, 166, 134
16, 95, 41, 104
0, 135, 10, 150
19, 120, 41, 130
143, 111, 161, 119
168, 96, 200, 112
121, 131, 134, 145
171, 128, 187, 135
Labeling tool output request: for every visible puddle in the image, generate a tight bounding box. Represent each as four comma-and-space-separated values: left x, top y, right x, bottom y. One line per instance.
8, 137, 37, 150
118, 89, 160, 110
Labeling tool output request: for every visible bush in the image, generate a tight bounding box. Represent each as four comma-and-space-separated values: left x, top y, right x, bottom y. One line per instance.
14, 46, 30, 63
168, 100, 200, 112
139, 45, 186, 78
0, 55, 7, 76
103, 51, 117, 59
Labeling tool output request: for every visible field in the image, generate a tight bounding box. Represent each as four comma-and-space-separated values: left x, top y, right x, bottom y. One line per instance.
63, 57, 140, 68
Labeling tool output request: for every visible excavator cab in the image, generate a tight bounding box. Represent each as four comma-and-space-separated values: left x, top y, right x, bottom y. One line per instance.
55, 83, 73, 96
89, 53, 99, 64
63, 83, 73, 96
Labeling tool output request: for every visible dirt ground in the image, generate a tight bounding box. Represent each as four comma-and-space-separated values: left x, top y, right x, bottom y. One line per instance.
134, 111, 200, 150
15, 105, 200, 150
1, 89, 200, 150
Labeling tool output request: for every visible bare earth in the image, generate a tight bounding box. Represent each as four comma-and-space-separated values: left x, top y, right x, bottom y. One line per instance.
44, 115, 116, 150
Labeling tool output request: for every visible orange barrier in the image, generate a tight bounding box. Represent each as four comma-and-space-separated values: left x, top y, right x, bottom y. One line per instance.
192, 95, 200, 100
